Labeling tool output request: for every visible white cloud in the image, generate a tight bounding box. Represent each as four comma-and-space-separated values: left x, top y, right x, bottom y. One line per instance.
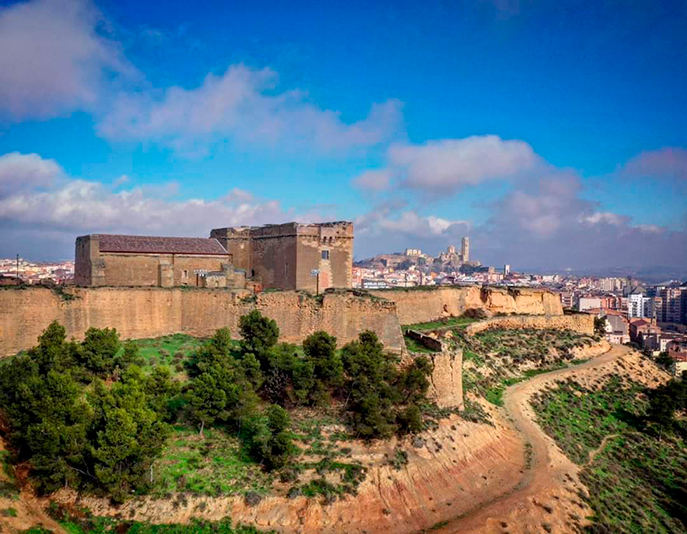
0, 180, 295, 235
0, 152, 62, 197
389, 135, 541, 194
97, 64, 403, 155
621, 147, 687, 181
580, 211, 627, 226
0, 0, 134, 120
0, 153, 325, 258
476, 172, 687, 270
352, 169, 393, 192
354, 203, 471, 257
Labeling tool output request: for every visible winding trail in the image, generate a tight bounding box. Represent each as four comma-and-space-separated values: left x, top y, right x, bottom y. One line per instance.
434, 344, 630, 534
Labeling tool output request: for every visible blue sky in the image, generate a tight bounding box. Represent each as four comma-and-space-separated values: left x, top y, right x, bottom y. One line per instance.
0, 0, 686, 271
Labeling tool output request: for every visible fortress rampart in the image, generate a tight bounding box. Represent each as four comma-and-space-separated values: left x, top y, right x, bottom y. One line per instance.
0, 287, 403, 357
0, 285, 569, 358
369, 286, 563, 325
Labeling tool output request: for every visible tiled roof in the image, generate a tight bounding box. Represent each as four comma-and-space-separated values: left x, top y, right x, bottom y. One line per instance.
95, 234, 228, 255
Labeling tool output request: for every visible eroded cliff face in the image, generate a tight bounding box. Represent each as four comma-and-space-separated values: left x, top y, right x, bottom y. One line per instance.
369, 286, 563, 325
479, 287, 563, 316
53, 405, 523, 533
0, 287, 404, 357
465, 313, 596, 336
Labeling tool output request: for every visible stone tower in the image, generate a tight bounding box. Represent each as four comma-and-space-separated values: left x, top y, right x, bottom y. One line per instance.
461, 237, 470, 262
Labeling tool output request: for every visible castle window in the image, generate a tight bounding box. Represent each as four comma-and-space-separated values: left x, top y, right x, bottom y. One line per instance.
182, 269, 188, 278
322, 250, 330, 260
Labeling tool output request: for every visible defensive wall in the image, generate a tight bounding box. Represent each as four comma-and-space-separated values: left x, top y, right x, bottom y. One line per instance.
426, 349, 463, 409
369, 285, 563, 325
0, 285, 574, 358
464, 313, 595, 336
0, 287, 403, 358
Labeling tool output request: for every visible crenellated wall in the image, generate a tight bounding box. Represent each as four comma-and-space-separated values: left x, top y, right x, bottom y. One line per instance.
369, 286, 563, 325
0, 287, 403, 357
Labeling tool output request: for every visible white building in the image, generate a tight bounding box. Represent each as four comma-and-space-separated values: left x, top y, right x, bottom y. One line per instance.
628, 293, 652, 319
578, 297, 602, 312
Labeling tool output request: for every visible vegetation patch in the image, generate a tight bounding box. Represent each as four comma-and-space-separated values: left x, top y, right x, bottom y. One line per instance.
531, 374, 687, 532
403, 334, 439, 354
151, 427, 273, 497
531, 376, 645, 464
130, 334, 208, 377
454, 328, 595, 405
47, 503, 266, 533
0, 311, 432, 506
386, 448, 409, 470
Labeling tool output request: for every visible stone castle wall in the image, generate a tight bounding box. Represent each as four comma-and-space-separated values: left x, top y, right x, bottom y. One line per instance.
369, 286, 563, 325
464, 313, 595, 336
0, 285, 571, 358
0, 287, 403, 358
427, 349, 463, 409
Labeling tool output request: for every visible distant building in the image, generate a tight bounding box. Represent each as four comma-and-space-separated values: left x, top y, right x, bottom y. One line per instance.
557, 291, 575, 308
604, 313, 630, 344
667, 340, 687, 376
597, 277, 625, 292
461, 237, 470, 262
438, 237, 471, 265
0, 274, 22, 286
653, 286, 686, 324
628, 291, 652, 319
578, 297, 602, 312
504, 264, 511, 276
404, 248, 422, 257
629, 318, 661, 343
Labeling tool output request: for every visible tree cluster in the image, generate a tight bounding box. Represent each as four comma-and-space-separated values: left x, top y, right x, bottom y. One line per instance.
0, 322, 177, 502
0, 311, 433, 503
184, 310, 432, 440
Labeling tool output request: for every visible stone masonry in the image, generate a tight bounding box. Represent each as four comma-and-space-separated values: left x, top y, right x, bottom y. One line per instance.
211, 221, 353, 291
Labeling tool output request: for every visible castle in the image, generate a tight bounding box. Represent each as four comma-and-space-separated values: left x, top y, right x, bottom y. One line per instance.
74, 221, 354, 292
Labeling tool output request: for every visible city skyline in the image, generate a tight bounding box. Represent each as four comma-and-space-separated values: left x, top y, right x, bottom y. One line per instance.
0, 0, 686, 271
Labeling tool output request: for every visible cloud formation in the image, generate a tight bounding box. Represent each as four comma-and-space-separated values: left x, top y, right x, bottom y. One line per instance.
97, 64, 403, 155
351, 167, 687, 271
622, 147, 687, 181
352, 169, 393, 192
0, 0, 133, 120
0, 153, 319, 258
354, 202, 471, 258
475, 173, 687, 270
0, 152, 62, 196
352, 135, 541, 196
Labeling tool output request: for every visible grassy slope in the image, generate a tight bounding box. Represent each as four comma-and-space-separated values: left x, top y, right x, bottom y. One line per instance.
531, 376, 687, 533
130, 336, 361, 501
458, 328, 596, 405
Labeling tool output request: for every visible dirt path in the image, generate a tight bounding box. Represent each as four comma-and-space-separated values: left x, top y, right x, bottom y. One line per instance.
434, 344, 631, 534
585, 434, 619, 466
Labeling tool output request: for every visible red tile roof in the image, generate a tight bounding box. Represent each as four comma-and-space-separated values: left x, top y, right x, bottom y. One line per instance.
95, 234, 228, 255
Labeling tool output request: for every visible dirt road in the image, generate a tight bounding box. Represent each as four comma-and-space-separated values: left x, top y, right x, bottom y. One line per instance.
435, 344, 631, 533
